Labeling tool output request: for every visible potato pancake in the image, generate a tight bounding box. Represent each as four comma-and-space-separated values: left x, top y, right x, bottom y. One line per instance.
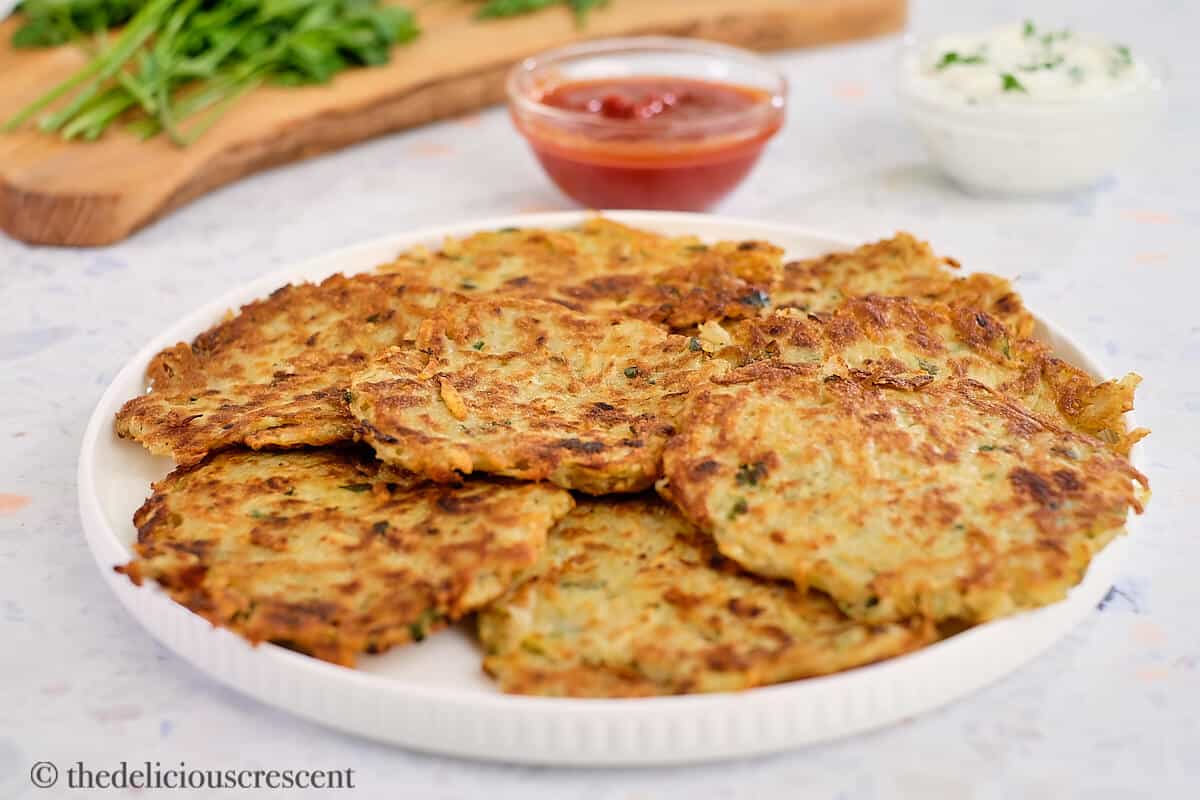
114, 273, 443, 465
661, 371, 1147, 624
117, 449, 573, 666
377, 217, 783, 329
722, 296, 1145, 455
478, 496, 933, 697
349, 296, 719, 494
772, 233, 1036, 338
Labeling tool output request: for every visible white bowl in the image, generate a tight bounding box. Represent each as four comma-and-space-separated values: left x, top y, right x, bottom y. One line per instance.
898, 38, 1167, 196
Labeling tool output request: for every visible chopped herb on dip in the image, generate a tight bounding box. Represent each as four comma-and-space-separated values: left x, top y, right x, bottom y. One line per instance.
914, 22, 1152, 105
1001, 73, 1027, 92
936, 51, 986, 70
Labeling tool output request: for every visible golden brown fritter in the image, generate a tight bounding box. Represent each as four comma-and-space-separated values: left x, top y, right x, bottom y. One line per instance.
113, 218, 780, 466
117, 448, 573, 666
114, 273, 443, 465
772, 233, 1035, 338
661, 371, 1148, 625
478, 496, 934, 697
377, 217, 784, 329
349, 296, 720, 494
722, 296, 1146, 455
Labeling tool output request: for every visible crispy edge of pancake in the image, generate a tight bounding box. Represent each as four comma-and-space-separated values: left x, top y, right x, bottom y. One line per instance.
114, 273, 442, 465
772, 233, 1037, 338
721, 295, 1148, 456
116, 448, 574, 666
376, 216, 785, 329
348, 296, 720, 494
478, 496, 934, 697
660, 370, 1148, 624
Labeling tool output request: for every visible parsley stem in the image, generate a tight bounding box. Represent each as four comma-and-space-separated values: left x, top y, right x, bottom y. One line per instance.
34, 0, 175, 133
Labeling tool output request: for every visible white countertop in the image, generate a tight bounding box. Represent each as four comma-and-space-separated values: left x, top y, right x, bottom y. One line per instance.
2, 0, 1197, 797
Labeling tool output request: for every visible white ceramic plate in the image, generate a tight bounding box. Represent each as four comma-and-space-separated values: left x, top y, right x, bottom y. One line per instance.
78, 211, 1135, 766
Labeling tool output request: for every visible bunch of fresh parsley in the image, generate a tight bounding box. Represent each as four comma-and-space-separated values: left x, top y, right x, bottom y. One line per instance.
4, 0, 420, 145
4, 0, 611, 146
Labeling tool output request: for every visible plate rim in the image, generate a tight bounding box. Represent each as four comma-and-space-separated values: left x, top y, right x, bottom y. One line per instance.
76, 210, 1137, 764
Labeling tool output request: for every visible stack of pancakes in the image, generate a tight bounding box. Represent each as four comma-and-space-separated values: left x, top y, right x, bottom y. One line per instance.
114, 218, 1148, 696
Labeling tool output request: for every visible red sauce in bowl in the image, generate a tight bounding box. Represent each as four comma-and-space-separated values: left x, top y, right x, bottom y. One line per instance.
511, 75, 785, 211
540, 77, 763, 122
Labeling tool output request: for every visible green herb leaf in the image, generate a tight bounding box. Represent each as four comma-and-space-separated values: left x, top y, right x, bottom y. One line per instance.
623, 366, 640, 379
1001, 73, 1027, 93
735, 462, 767, 487
476, 0, 607, 27
728, 497, 749, 519
688, 337, 702, 352
408, 608, 443, 642
339, 482, 372, 493
475, 0, 561, 19
472, 340, 485, 351
936, 51, 986, 70
566, 0, 607, 24
1022, 19, 1036, 37
12, 0, 150, 48
1020, 55, 1065, 72
1041, 29, 1071, 46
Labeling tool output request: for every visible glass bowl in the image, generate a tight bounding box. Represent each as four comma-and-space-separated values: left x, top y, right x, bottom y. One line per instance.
506, 37, 788, 211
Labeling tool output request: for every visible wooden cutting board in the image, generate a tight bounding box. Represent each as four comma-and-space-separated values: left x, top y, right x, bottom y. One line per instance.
0, 0, 905, 246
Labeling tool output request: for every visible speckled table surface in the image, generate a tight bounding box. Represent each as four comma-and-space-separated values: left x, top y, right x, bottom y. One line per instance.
2, 0, 1197, 797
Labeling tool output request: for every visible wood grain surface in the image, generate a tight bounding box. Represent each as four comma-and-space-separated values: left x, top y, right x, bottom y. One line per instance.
0, 0, 905, 246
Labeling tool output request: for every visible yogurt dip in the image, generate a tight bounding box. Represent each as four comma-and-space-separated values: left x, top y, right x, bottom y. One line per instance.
907, 21, 1155, 106
898, 21, 1165, 195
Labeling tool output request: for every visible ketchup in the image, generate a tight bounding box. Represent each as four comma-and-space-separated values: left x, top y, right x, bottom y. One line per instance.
514, 77, 783, 211
541, 78, 762, 123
